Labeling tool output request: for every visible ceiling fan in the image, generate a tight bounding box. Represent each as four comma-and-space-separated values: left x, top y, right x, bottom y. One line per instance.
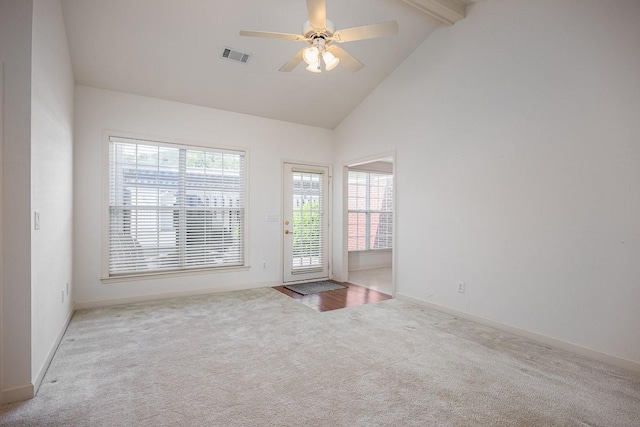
239, 0, 398, 73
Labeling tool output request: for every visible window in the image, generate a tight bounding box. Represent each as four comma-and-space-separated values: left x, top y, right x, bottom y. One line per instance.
291, 169, 324, 272
348, 170, 393, 251
107, 136, 246, 277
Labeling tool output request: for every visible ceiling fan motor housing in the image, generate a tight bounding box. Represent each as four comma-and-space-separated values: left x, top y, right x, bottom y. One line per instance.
302, 19, 335, 40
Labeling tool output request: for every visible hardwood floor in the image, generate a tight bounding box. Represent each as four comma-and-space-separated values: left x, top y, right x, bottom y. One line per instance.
273, 281, 392, 312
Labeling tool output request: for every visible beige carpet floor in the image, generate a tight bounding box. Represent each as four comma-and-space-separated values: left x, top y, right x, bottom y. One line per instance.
1, 288, 639, 426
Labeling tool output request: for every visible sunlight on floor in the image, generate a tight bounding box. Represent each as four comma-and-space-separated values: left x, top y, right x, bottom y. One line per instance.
347, 267, 392, 295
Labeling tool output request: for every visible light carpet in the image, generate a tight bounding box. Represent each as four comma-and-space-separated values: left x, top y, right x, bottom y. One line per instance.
1, 288, 639, 426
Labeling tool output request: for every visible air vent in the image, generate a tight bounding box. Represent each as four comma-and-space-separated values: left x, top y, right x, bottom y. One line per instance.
221, 48, 250, 64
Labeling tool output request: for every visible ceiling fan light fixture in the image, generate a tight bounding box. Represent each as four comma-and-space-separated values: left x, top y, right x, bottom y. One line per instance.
322, 50, 340, 71
306, 61, 322, 73
303, 46, 320, 65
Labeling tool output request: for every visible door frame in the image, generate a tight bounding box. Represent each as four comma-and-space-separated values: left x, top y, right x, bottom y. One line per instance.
281, 161, 332, 284
341, 151, 396, 296
0, 62, 4, 397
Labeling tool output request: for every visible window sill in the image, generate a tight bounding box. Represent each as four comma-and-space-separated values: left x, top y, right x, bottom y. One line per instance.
101, 265, 251, 283
348, 248, 392, 254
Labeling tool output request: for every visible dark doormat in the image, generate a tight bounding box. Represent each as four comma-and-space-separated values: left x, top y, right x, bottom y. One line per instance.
284, 281, 347, 296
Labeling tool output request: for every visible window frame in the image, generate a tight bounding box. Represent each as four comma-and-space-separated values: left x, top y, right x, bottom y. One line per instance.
101, 131, 250, 282
347, 169, 393, 252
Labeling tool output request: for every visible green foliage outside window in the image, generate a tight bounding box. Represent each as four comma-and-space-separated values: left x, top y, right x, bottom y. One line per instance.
292, 201, 321, 256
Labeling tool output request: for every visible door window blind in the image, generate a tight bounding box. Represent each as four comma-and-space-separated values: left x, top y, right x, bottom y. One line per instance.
108, 137, 245, 276
291, 170, 324, 274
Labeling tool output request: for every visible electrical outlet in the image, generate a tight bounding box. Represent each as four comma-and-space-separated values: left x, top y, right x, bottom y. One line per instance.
66, 282, 69, 296
262, 260, 267, 269
457, 281, 465, 293
34, 211, 40, 230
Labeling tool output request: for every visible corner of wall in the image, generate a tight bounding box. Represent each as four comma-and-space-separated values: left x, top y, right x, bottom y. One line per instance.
1, 383, 34, 405
32, 303, 74, 393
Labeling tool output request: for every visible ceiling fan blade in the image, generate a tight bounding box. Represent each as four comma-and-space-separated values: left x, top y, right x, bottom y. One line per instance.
239, 30, 306, 42
279, 48, 306, 72
333, 21, 398, 43
327, 45, 364, 72
306, 0, 327, 30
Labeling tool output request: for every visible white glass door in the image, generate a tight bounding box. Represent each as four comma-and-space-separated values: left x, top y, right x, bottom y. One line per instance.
283, 163, 329, 283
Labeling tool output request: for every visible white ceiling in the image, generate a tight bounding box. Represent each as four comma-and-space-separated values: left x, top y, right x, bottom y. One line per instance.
60, 0, 444, 129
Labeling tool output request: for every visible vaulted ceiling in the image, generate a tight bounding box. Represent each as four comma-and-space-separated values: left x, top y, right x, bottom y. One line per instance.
60, 1, 470, 129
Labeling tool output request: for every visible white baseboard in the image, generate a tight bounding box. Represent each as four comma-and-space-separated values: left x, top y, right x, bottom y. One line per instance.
396, 293, 640, 374
1, 383, 34, 405
75, 281, 279, 310
32, 304, 75, 394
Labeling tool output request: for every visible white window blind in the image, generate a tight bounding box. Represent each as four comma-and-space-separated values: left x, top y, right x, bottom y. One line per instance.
291, 170, 324, 274
348, 170, 393, 251
108, 136, 245, 276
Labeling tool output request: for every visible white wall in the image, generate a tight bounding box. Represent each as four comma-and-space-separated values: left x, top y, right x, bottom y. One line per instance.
31, 0, 74, 388
349, 161, 393, 174
0, 0, 34, 404
74, 86, 332, 306
348, 250, 392, 272
333, 0, 640, 366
